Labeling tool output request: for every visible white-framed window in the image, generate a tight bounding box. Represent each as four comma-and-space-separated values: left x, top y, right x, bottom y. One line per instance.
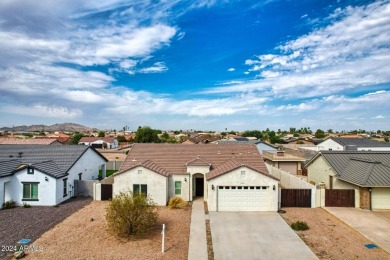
241, 171, 245, 175
27, 167, 34, 174
175, 181, 182, 195
22, 182, 39, 200
138, 170, 142, 174
133, 184, 147, 195
63, 178, 68, 197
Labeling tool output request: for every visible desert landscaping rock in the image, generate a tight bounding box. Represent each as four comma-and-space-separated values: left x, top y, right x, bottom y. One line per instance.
0, 197, 91, 259
26, 201, 191, 259
281, 208, 390, 260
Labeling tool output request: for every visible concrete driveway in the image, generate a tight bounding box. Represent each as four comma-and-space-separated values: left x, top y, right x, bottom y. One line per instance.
325, 207, 390, 254
209, 212, 317, 260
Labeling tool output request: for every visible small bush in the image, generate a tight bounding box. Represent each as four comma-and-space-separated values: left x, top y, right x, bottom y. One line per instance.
23, 203, 31, 208
2, 200, 17, 209
291, 220, 310, 231
106, 190, 157, 238
168, 196, 188, 209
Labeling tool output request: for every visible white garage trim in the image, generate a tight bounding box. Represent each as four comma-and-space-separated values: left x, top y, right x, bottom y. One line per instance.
217, 185, 270, 211
372, 187, 390, 210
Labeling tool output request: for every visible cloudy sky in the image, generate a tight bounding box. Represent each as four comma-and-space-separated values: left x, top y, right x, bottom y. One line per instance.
1, 0, 389, 131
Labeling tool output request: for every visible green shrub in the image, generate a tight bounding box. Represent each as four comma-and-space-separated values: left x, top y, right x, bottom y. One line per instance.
23, 203, 31, 208
168, 196, 188, 209
291, 220, 310, 231
2, 200, 17, 209
106, 190, 157, 238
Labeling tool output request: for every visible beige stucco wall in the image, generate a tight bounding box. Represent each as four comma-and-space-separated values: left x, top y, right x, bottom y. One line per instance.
207, 166, 279, 212
113, 166, 168, 206
307, 156, 360, 207
168, 174, 190, 202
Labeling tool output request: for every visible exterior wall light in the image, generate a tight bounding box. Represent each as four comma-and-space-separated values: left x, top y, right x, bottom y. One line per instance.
45, 177, 48, 181
273, 185, 276, 191
212, 185, 215, 190
184, 178, 187, 182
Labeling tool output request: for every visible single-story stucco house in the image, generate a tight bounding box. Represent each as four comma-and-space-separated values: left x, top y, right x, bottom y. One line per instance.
79, 137, 119, 149
113, 143, 279, 211
306, 151, 390, 210
317, 137, 390, 151
0, 145, 107, 206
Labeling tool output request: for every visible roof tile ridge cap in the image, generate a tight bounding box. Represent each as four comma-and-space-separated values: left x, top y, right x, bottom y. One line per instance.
361, 162, 375, 186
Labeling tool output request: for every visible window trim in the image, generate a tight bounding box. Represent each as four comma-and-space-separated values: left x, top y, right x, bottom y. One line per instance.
133, 184, 147, 195
22, 182, 39, 201
175, 181, 182, 195
27, 167, 34, 174
63, 178, 68, 197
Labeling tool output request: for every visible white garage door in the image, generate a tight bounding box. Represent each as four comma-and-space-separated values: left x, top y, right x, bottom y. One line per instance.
217, 186, 269, 211
372, 188, 390, 210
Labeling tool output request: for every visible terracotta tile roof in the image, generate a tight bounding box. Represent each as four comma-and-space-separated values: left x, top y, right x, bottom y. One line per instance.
116, 160, 170, 177
0, 138, 60, 145
186, 156, 211, 166
119, 143, 272, 179
79, 137, 116, 143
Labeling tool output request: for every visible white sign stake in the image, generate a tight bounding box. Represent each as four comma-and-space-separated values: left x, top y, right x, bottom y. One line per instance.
162, 224, 165, 253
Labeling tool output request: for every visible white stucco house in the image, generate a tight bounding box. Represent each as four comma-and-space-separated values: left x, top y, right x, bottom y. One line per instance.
0, 145, 107, 206
112, 143, 279, 212
316, 137, 390, 151
79, 137, 119, 149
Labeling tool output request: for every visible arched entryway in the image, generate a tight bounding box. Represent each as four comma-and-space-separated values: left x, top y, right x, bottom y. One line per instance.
192, 173, 205, 198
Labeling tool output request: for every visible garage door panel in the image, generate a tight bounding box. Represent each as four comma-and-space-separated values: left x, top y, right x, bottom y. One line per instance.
217, 186, 269, 211
372, 188, 390, 210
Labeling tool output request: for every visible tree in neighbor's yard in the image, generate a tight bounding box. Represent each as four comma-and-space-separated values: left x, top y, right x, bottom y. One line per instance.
106, 190, 158, 238
98, 131, 105, 137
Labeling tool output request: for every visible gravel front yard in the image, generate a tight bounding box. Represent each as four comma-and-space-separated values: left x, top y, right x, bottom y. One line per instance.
26, 201, 191, 259
0, 197, 91, 259
280, 208, 390, 260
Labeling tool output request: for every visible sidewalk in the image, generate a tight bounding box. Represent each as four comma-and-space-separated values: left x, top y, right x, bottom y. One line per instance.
188, 199, 208, 260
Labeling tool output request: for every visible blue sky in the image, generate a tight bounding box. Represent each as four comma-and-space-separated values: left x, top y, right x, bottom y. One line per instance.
0, 0, 389, 131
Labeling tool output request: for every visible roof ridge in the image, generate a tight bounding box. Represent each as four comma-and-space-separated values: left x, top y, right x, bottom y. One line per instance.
361, 162, 375, 185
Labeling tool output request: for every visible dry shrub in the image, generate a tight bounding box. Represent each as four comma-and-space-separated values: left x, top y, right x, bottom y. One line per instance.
168, 196, 188, 209
106, 190, 157, 238
291, 220, 310, 231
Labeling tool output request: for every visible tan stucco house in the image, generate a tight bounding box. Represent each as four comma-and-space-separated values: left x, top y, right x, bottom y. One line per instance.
112, 143, 279, 211
306, 151, 390, 210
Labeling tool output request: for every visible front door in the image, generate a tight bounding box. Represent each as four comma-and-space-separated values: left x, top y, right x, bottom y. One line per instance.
195, 178, 204, 197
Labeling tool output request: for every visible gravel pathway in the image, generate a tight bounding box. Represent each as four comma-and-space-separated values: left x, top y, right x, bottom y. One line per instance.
0, 197, 91, 259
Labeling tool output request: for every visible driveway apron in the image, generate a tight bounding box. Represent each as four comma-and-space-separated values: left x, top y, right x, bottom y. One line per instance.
210, 212, 317, 260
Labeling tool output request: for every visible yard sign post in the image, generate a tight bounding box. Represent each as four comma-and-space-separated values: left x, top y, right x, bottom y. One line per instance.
162, 224, 165, 253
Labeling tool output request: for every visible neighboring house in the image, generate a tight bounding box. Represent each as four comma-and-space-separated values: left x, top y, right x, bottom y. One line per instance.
215, 139, 276, 155
306, 151, 390, 210
79, 137, 119, 149
0, 145, 107, 206
113, 143, 279, 212
0, 138, 62, 145
263, 150, 306, 175
257, 142, 277, 154
317, 137, 390, 151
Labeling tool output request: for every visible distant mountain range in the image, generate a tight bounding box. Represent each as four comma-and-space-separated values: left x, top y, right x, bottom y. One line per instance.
0, 123, 96, 132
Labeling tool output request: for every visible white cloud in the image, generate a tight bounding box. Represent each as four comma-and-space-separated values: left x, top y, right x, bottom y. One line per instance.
1, 104, 82, 118
138, 62, 168, 73
372, 115, 385, 119
227, 68, 235, 72
205, 1, 390, 99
